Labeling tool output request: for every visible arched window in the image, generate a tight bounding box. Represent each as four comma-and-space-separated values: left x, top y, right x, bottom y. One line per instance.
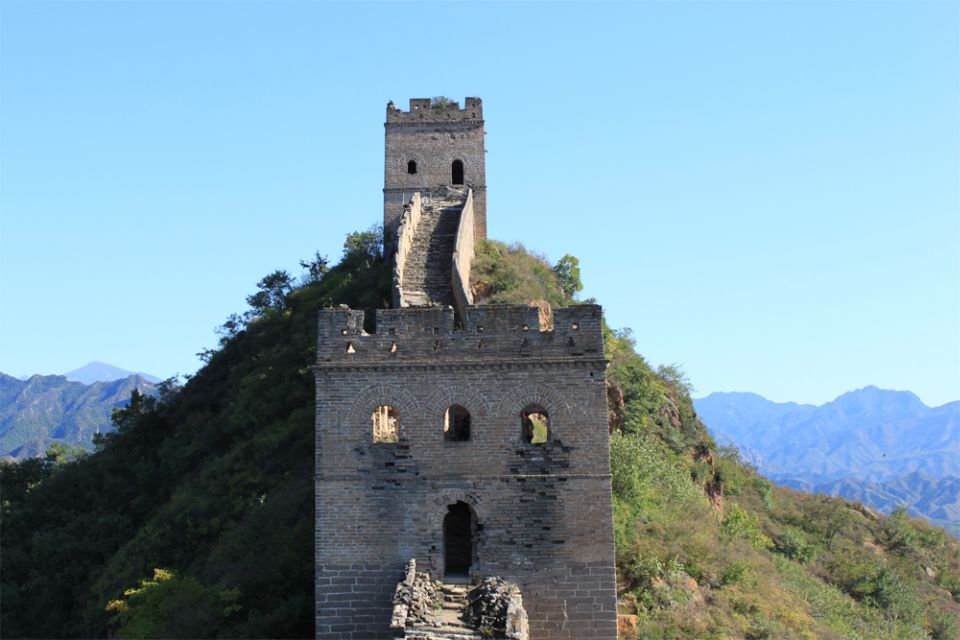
407, 160, 417, 174
451, 159, 464, 185
372, 405, 399, 443
521, 404, 549, 444
444, 404, 471, 441
443, 501, 475, 578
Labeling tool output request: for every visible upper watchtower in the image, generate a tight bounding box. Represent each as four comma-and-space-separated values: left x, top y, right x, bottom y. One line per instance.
384, 97, 487, 243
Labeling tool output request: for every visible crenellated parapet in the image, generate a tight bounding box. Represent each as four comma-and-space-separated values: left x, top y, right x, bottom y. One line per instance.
386, 97, 483, 124
316, 305, 604, 366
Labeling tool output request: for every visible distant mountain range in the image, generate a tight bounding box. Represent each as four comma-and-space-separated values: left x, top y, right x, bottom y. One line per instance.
694, 387, 960, 535
0, 372, 156, 460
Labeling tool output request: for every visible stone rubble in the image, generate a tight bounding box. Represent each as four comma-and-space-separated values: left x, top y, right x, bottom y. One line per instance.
390, 560, 439, 631
467, 577, 529, 640
391, 561, 528, 640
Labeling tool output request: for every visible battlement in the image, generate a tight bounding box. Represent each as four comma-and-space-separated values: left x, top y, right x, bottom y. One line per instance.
386, 97, 483, 124
316, 304, 604, 365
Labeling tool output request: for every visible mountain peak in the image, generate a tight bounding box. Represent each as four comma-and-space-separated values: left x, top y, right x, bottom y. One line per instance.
63, 362, 161, 385
828, 386, 927, 415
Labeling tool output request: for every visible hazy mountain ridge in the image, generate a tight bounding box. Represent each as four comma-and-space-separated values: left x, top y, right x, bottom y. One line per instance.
695, 387, 960, 532
0, 372, 156, 460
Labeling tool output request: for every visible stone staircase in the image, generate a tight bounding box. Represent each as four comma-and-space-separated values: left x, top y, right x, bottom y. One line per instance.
403, 583, 482, 640
400, 191, 465, 308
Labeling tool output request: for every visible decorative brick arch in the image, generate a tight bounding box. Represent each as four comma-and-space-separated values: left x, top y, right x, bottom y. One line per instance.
425, 384, 491, 418
427, 489, 485, 528
345, 383, 419, 438
499, 383, 574, 419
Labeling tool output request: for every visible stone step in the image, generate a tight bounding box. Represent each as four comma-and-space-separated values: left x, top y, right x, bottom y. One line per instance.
398, 194, 464, 308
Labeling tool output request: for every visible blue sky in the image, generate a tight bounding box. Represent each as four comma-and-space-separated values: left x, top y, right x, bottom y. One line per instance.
1, 1, 957, 407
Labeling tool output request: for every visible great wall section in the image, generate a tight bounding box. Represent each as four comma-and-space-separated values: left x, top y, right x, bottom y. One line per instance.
314, 98, 618, 639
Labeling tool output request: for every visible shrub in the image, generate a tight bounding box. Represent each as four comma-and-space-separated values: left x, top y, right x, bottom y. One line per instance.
778, 528, 815, 564
751, 477, 774, 508
722, 504, 773, 551
721, 561, 757, 587
715, 455, 749, 496
929, 610, 960, 640
885, 506, 919, 553
610, 432, 704, 510
470, 240, 569, 308
936, 568, 960, 599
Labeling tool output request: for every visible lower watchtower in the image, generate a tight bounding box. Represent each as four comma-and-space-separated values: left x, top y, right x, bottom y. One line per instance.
314, 305, 618, 639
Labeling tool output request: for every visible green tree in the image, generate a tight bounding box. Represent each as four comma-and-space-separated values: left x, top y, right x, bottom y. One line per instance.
342, 225, 383, 265
656, 363, 694, 396
246, 270, 294, 315
44, 442, 86, 465
553, 254, 582, 299
299, 251, 329, 284
106, 568, 241, 639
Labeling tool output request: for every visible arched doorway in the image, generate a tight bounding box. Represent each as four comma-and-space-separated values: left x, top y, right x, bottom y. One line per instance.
451, 159, 464, 185
443, 501, 474, 578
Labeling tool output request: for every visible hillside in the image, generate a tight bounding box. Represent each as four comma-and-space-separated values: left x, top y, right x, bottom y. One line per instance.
0, 373, 156, 460
2, 230, 958, 639
811, 474, 960, 537
695, 390, 960, 535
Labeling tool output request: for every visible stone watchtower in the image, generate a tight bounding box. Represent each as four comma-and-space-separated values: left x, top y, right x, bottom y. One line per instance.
383, 98, 487, 243
315, 99, 617, 640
